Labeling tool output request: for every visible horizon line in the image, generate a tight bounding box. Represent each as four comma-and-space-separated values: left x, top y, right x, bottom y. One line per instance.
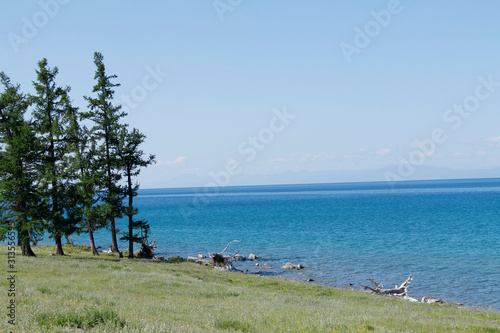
139, 176, 500, 191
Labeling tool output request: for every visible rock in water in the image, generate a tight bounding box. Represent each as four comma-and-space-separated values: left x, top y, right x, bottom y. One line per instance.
281, 262, 305, 270
421, 297, 444, 304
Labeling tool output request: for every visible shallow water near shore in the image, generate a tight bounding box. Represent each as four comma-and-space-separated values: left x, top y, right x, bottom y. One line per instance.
53, 178, 500, 310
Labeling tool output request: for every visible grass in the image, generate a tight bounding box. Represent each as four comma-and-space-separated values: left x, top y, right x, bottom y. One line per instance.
0, 245, 499, 332
36, 307, 125, 330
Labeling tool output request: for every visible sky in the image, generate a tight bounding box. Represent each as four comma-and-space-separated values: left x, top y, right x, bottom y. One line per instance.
1, 1, 500, 188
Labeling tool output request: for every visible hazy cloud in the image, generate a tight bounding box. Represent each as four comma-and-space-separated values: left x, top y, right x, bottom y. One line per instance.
486, 136, 500, 142
375, 148, 391, 156
157, 156, 187, 167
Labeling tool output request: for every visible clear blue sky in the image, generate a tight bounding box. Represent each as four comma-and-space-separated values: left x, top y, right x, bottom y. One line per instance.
2, 1, 500, 188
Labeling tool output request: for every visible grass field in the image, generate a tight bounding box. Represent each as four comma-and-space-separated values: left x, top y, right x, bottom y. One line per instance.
1, 244, 499, 332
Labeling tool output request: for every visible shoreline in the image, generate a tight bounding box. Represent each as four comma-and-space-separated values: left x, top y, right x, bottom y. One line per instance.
15, 244, 500, 313
2, 244, 499, 332
157, 248, 500, 312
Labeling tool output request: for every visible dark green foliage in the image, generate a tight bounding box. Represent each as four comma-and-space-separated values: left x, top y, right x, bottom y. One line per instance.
36, 307, 126, 330
0, 53, 155, 258
67, 112, 108, 255
166, 256, 186, 263
214, 319, 252, 332
62, 243, 91, 252
118, 127, 155, 258
83, 52, 127, 253
0, 72, 41, 256
30, 58, 80, 256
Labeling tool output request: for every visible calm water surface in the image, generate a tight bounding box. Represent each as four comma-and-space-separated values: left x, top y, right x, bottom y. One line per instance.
52, 178, 500, 309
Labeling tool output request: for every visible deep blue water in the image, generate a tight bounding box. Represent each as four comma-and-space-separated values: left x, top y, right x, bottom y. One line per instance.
53, 178, 500, 309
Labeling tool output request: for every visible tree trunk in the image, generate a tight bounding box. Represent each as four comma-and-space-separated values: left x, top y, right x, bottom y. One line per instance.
49, 127, 65, 257
18, 228, 36, 257
54, 234, 65, 256
21, 244, 36, 257
127, 171, 134, 259
128, 214, 134, 258
105, 129, 120, 254
87, 222, 99, 256
110, 217, 119, 253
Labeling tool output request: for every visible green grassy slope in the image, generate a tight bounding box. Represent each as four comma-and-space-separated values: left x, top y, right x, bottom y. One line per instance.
1, 245, 499, 332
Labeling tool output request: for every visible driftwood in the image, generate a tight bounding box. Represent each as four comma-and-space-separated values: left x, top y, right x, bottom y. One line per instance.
137, 236, 157, 259
211, 240, 241, 269
188, 255, 212, 266
234, 254, 246, 261
361, 275, 413, 296
188, 240, 245, 271
421, 297, 446, 304
212, 252, 225, 265
360, 276, 464, 306
219, 240, 241, 255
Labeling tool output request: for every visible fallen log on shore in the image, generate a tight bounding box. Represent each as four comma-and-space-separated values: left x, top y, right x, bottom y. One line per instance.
360, 275, 464, 306
361, 275, 413, 296
137, 236, 157, 259
188, 240, 247, 271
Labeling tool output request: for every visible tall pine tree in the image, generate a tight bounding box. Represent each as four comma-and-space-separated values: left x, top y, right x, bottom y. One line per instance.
83, 52, 126, 253
30, 59, 79, 256
67, 113, 108, 256
0, 72, 41, 256
118, 127, 155, 258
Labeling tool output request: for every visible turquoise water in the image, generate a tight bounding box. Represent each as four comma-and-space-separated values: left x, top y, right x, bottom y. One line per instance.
70, 179, 500, 309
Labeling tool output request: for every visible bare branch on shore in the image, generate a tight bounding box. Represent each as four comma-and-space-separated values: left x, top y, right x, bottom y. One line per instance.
187, 240, 251, 272
361, 275, 413, 296
219, 240, 241, 254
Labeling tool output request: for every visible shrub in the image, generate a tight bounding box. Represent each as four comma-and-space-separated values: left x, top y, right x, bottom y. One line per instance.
62, 244, 91, 252
166, 256, 185, 263
36, 307, 125, 330
215, 319, 252, 332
